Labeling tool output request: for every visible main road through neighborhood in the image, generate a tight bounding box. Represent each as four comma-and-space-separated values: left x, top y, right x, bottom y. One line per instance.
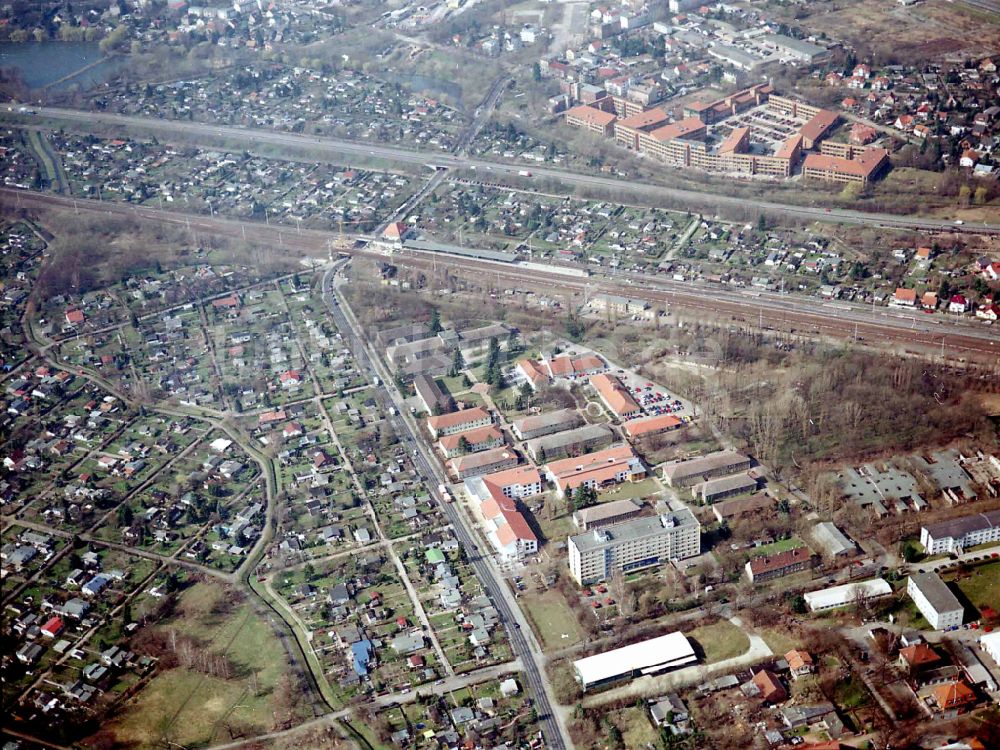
11, 106, 999, 235
319, 266, 572, 750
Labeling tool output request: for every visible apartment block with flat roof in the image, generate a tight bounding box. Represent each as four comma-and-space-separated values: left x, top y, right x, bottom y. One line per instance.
568, 509, 700, 584
907, 571, 964, 630
920, 510, 1000, 554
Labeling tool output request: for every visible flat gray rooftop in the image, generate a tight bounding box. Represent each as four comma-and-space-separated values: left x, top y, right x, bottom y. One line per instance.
909, 571, 963, 615
912, 449, 977, 500
571, 507, 698, 553
405, 238, 517, 264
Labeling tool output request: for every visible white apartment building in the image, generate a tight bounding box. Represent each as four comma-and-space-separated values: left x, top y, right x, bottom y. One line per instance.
920, 509, 1000, 555
568, 509, 700, 585
907, 571, 964, 630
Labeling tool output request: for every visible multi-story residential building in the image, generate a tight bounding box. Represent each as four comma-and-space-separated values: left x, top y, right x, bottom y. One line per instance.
386, 324, 512, 378
745, 546, 815, 583
464, 467, 542, 561
613, 108, 671, 150
694, 473, 757, 504
920, 510, 1000, 554
546, 353, 607, 380
438, 425, 505, 459
447, 447, 519, 480
568, 509, 700, 584
563, 86, 873, 183
414, 373, 452, 415
589, 373, 641, 420
662, 450, 752, 488
514, 358, 549, 391
564, 104, 618, 136
376, 322, 430, 351
525, 424, 614, 462
907, 571, 964, 630
802, 148, 889, 186
683, 84, 773, 123
427, 406, 492, 438
511, 408, 583, 441
622, 414, 683, 439
545, 444, 645, 496
467, 465, 543, 500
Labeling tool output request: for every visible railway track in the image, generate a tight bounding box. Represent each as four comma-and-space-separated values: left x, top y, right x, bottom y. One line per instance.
3, 187, 997, 360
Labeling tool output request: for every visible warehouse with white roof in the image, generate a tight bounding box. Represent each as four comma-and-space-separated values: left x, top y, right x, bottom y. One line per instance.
573, 632, 696, 691
803, 578, 892, 612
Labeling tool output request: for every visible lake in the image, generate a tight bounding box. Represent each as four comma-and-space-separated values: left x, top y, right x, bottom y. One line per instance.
0, 41, 124, 91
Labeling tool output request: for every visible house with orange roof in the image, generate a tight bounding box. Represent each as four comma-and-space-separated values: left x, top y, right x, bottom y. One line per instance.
515, 358, 549, 390
544, 443, 645, 495
382, 222, 410, 243
975, 303, 1000, 321
921, 292, 938, 310
622, 414, 683, 439
438, 425, 504, 459
960, 149, 979, 168
546, 353, 607, 380
258, 409, 286, 426
564, 104, 617, 137
898, 642, 941, 672
211, 294, 240, 309
279, 370, 302, 388
589, 373, 641, 420
427, 406, 492, 438
892, 287, 917, 307
65, 309, 85, 326
751, 669, 787, 703
849, 123, 878, 145
931, 680, 976, 713
786, 649, 815, 678
464, 467, 542, 560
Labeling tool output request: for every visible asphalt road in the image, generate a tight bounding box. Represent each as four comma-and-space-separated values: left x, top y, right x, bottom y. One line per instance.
5, 187, 997, 360
319, 267, 571, 750
11, 105, 999, 235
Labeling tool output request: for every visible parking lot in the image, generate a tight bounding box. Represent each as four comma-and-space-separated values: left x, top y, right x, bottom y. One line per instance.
709, 103, 813, 155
